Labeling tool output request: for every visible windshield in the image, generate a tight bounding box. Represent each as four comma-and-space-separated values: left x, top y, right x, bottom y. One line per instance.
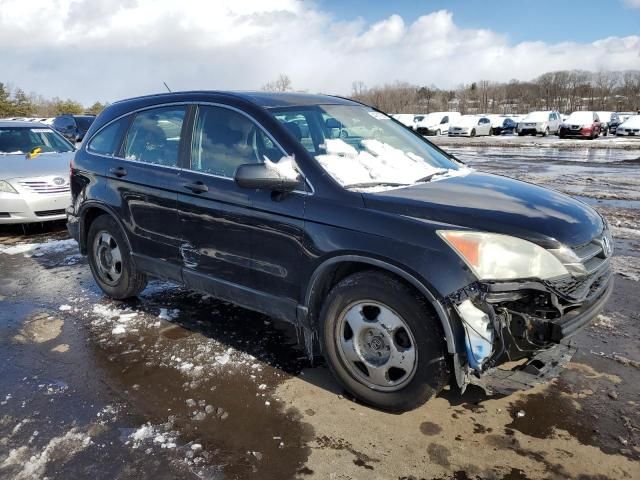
0, 127, 73, 154
524, 112, 548, 122
270, 105, 462, 189
567, 112, 593, 124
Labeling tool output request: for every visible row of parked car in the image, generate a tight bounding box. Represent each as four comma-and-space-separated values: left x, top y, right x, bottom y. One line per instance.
3, 114, 96, 143
392, 111, 640, 139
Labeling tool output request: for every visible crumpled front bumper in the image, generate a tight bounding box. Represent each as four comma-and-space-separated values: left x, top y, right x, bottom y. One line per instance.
469, 342, 576, 395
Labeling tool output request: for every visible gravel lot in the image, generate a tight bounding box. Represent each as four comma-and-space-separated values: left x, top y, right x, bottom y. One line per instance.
0, 145, 639, 480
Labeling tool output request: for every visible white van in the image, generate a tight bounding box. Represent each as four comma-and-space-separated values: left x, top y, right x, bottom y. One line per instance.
415, 112, 461, 136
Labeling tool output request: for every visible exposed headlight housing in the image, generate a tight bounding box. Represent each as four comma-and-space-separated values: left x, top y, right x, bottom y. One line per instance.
0, 180, 18, 194
438, 230, 569, 281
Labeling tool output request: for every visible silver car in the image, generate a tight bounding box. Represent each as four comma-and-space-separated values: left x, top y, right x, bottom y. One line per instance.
0, 121, 74, 224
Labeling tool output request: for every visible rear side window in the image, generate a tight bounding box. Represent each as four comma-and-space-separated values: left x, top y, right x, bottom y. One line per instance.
54, 117, 75, 129
88, 118, 128, 156
124, 106, 186, 166
190, 106, 280, 178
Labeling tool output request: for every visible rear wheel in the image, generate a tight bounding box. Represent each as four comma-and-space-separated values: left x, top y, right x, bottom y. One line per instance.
320, 271, 449, 412
87, 215, 148, 299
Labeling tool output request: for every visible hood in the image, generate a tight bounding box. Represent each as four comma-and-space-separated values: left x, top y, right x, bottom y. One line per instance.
452, 117, 478, 128
1, 151, 74, 181
620, 116, 640, 128
363, 172, 603, 248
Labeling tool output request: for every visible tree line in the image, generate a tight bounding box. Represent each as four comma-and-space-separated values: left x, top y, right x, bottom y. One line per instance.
0, 82, 106, 118
3, 69, 639, 119
350, 70, 640, 115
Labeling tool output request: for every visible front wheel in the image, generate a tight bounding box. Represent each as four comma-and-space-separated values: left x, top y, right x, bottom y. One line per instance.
87, 215, 148, 299
542, 127, 549, 137
320, 271, 449, 412
470, 128, 476, 137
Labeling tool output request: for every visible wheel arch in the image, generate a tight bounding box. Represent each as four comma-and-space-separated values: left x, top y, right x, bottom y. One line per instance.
78, 202, 132, 256
302, 255, 458, 354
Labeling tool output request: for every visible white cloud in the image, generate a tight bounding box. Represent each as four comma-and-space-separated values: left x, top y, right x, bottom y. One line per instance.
623, 0, 640, 8
0, 1, 638, 104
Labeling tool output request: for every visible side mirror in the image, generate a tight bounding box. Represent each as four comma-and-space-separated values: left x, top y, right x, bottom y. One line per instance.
234, 163, 301, 191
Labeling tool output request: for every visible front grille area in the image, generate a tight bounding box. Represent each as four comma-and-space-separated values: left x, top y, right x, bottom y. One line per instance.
545, 231, 613, 302
35, 209, 66, 217
18, 179, 70, 195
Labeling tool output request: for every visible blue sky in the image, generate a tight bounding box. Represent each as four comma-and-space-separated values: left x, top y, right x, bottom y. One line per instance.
317, 0, 640, 43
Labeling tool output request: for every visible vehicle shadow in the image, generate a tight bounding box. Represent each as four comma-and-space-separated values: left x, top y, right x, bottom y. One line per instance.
111, 282, 499, 412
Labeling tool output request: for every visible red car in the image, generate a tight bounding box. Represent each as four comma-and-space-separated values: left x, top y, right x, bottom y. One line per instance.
559, 111, 601, 139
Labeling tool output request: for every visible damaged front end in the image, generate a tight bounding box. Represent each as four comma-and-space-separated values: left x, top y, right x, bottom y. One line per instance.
445, 232, 614, 395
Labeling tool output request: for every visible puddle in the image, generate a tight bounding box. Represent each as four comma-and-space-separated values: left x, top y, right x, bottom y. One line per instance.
506, 376, 636, 460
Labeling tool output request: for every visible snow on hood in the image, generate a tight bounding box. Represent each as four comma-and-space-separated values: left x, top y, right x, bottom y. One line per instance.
522, 112, 548, 122
315, 138, 449, 187
451, 116, 479, 128
620, 115, 640, 128
566, 112, 594, 124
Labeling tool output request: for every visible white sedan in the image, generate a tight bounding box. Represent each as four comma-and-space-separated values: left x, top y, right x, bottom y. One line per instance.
616, 115, 640, 137
448, 115, 492, 137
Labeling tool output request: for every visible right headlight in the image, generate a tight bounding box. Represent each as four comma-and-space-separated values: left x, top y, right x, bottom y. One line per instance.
0, 180, 18, 194
438, 230, 569, 281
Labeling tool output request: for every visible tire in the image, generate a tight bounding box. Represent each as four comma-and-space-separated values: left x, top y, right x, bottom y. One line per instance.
542, 127, 549, 137
87, 214, 148, 299
320, 271, 449, 412
518, 132, 524, 136
435, 129, 440, 136
470, 129, 476, 137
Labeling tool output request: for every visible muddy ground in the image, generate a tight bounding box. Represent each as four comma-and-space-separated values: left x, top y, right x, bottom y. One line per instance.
0, 146, 639, 480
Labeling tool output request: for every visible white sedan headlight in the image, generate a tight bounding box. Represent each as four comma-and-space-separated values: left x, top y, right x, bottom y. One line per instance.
0, 180, 18, 194
438, 230, 569, 281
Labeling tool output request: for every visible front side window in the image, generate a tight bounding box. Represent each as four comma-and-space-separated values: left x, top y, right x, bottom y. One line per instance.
190, 106, 282, 178
0, 127, 73, 154
124, 106, 186, 166
88, 118, 128, 156
270, 105, 461, 189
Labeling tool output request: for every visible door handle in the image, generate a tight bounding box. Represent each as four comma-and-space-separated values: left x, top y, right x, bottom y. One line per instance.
183, 181, 208, 193
109, 166, 127, 177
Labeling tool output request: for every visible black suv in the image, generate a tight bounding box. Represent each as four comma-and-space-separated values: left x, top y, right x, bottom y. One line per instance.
53, 114, 96, 142
67, 92, 613, 411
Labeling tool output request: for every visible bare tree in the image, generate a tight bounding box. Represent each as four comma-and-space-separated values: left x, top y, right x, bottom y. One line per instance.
262, 73, 293, 92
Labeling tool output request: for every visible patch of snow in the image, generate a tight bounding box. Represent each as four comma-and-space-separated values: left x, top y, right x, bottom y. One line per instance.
315, 138, 461, 188
59, 305, 72, 311
0, 428, 92, 480
0, 238, 77, 257
158, 308, 180, 321
264, 155, 300, 181
112, 326, 126, 335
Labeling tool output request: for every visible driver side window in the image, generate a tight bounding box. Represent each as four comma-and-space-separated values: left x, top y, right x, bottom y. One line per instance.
190, 106, 282, 178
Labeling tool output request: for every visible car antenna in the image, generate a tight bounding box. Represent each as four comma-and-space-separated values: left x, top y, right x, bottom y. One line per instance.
163, 82, 172, 93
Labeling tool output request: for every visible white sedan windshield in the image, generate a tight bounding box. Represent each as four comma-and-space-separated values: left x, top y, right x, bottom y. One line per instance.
271, 105, 463, 189
0, 126, 73, 154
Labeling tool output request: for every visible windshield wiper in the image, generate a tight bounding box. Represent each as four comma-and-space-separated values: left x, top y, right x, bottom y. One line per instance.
343, 181, 410, 189
415, 170, 450, 183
